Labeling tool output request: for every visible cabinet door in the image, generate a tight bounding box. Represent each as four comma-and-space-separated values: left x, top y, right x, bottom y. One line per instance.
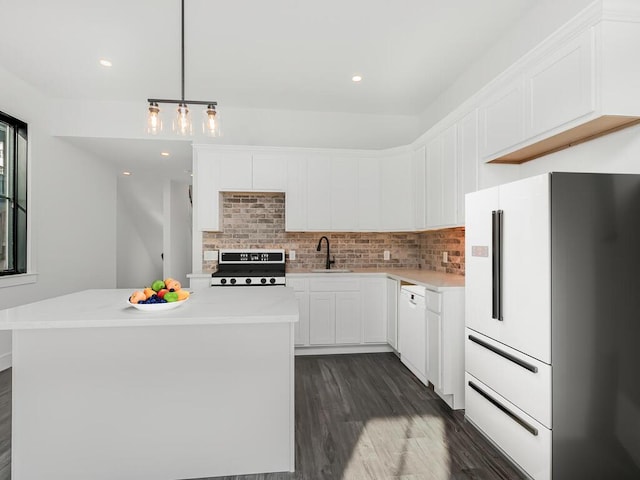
380, 153, 414, 231
306, 156, 332, 231
335, 292, 362, 344
331, 157, 358, 230
412, 147, 426, 230
441, 125, 457, 226
362, 278, 387, 343
479, 77, 526, 161
293, 291, 310, 346
285, 157, 307, 231
426, 136, 443, 228
252, 154, 286, 191
358, 158, 381, 231
426, 310, 442, 390
193, 151, 220, 231
527, 29, 594, 139
309, 292, 335, 345
386, 278, 399, 349
457, 110, 479, 224
217, 152, 253, 191
499, 174, 551, 363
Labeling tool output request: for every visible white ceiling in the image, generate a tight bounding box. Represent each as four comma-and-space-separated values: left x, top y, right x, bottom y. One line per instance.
1, 0, 536, 180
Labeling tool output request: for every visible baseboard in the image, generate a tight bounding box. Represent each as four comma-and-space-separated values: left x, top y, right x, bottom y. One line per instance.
295, 344, 393, 356
0, 352, 12, 371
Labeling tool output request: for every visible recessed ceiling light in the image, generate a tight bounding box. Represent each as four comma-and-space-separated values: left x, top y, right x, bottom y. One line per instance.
352, 75, 363, 83
161, 152, 170, 157
122, 171, 131, 176
99, 59, 112, 67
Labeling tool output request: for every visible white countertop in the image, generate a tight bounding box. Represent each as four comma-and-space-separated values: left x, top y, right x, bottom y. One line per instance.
0, 288, 299, 330
286, 268, 465, 291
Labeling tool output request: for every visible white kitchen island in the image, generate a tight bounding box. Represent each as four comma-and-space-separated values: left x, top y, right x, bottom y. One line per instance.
0, 288, 298, 480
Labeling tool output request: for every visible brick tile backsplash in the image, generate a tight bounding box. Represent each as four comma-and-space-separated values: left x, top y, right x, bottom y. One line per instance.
202, 192, 465, 275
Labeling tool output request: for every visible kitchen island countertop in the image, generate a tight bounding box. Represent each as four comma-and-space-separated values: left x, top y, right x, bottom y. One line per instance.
0, 287, 299, 330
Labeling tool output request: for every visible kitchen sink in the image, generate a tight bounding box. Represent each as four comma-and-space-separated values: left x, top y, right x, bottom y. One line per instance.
310, 269, 352, 273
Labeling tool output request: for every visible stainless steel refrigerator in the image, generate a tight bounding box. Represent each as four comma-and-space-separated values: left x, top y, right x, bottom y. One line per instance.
465, 172, 640, 479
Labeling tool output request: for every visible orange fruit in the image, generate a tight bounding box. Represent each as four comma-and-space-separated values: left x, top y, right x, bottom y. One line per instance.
177, 290, 190, 301
129, 291, 146, 304
143, 288, 155, 299
166, 279, 181, 291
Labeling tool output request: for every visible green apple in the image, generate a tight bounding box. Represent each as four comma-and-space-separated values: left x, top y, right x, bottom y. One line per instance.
164, 291, 179, 302
151, 280, 165, 292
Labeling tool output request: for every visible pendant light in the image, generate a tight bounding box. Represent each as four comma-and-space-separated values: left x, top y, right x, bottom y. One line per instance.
146, 0, 220, 137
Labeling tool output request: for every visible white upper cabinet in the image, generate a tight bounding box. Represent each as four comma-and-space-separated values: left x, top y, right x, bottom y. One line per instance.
526, 29, 594, 139
457, 110, 478, 224
330, 157, 358, 230
412, 147, 426, 230
252, 154, 287, 191
480, 2, 640, 164
285, 156, 308, 231
380, 152, 414, 231
216, 152, 253, 191
193, 148, 220, 232
357, 158, 381, 231
306, 156, 332, 231
426, 125, 457, 229
479, 77, 526, 162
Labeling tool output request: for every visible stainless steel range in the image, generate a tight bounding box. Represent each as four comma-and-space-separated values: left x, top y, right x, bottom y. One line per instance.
210, 249, 286, 286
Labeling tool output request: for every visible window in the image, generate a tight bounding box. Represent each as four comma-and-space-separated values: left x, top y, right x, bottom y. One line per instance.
0, 111, 28, 275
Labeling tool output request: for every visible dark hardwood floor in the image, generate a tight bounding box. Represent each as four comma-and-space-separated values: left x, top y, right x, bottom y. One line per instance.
202, 353, 523, 480
0, 354, 523, 480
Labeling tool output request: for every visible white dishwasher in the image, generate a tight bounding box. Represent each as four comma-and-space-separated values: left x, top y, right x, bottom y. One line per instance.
398, 284, 427, 383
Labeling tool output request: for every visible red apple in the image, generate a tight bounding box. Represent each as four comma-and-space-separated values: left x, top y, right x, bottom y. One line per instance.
157, 288, 169, 299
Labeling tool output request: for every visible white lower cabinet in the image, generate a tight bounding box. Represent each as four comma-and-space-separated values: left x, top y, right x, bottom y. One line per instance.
386, 278, 399, 349
309, 292, 336, 345
293, 275, 389, 348
286, 278, 310, 346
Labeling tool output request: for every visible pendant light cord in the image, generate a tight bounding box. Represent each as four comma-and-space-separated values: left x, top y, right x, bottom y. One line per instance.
181, 0, 185, 102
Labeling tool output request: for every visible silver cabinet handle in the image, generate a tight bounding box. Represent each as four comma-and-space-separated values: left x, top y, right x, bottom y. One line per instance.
468, 381, 538, 436
468, 335, 538, 373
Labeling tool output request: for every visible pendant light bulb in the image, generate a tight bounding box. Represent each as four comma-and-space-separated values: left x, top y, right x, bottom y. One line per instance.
203, 104, 221, 137
173, 103, 192, 136
146, 102, 162, 135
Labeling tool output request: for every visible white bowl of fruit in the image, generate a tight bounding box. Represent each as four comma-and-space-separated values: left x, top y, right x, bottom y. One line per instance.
128, 278, 191, 311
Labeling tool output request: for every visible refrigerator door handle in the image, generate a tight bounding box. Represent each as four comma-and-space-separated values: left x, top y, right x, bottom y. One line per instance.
468, 335, 538, 373
491, 210, 503, 321
468, 381, 539, 436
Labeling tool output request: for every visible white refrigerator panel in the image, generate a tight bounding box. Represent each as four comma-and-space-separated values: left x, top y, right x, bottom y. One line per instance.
465, 186, 499, 339
465, 174, 551, 363
500, 174, 551, 363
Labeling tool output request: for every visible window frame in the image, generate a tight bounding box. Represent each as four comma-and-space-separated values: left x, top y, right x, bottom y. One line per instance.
0, 110, 28, 277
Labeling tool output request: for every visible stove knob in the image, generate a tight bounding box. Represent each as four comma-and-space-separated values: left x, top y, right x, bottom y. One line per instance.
221, 278, 227, 285
270, 278, 276, 284
246, 278, 252, 284
261, 278, 267, 284
230, 278, 236, 285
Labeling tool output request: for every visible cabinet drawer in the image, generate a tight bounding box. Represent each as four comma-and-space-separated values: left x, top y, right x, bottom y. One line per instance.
425, 290, 441, 313
465, 329, 551, 428
309, 278, 360, 292
286, 278, 308, 292
465, 373, 551, 480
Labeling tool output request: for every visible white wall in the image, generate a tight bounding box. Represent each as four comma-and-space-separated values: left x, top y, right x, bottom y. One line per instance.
116, 175, 163, 288
50, 99, 422, 151
0, 66, 118, 369
163, 180, 192, 288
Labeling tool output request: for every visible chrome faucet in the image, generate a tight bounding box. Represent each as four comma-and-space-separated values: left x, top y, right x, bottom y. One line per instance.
316, 236, 335, 270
